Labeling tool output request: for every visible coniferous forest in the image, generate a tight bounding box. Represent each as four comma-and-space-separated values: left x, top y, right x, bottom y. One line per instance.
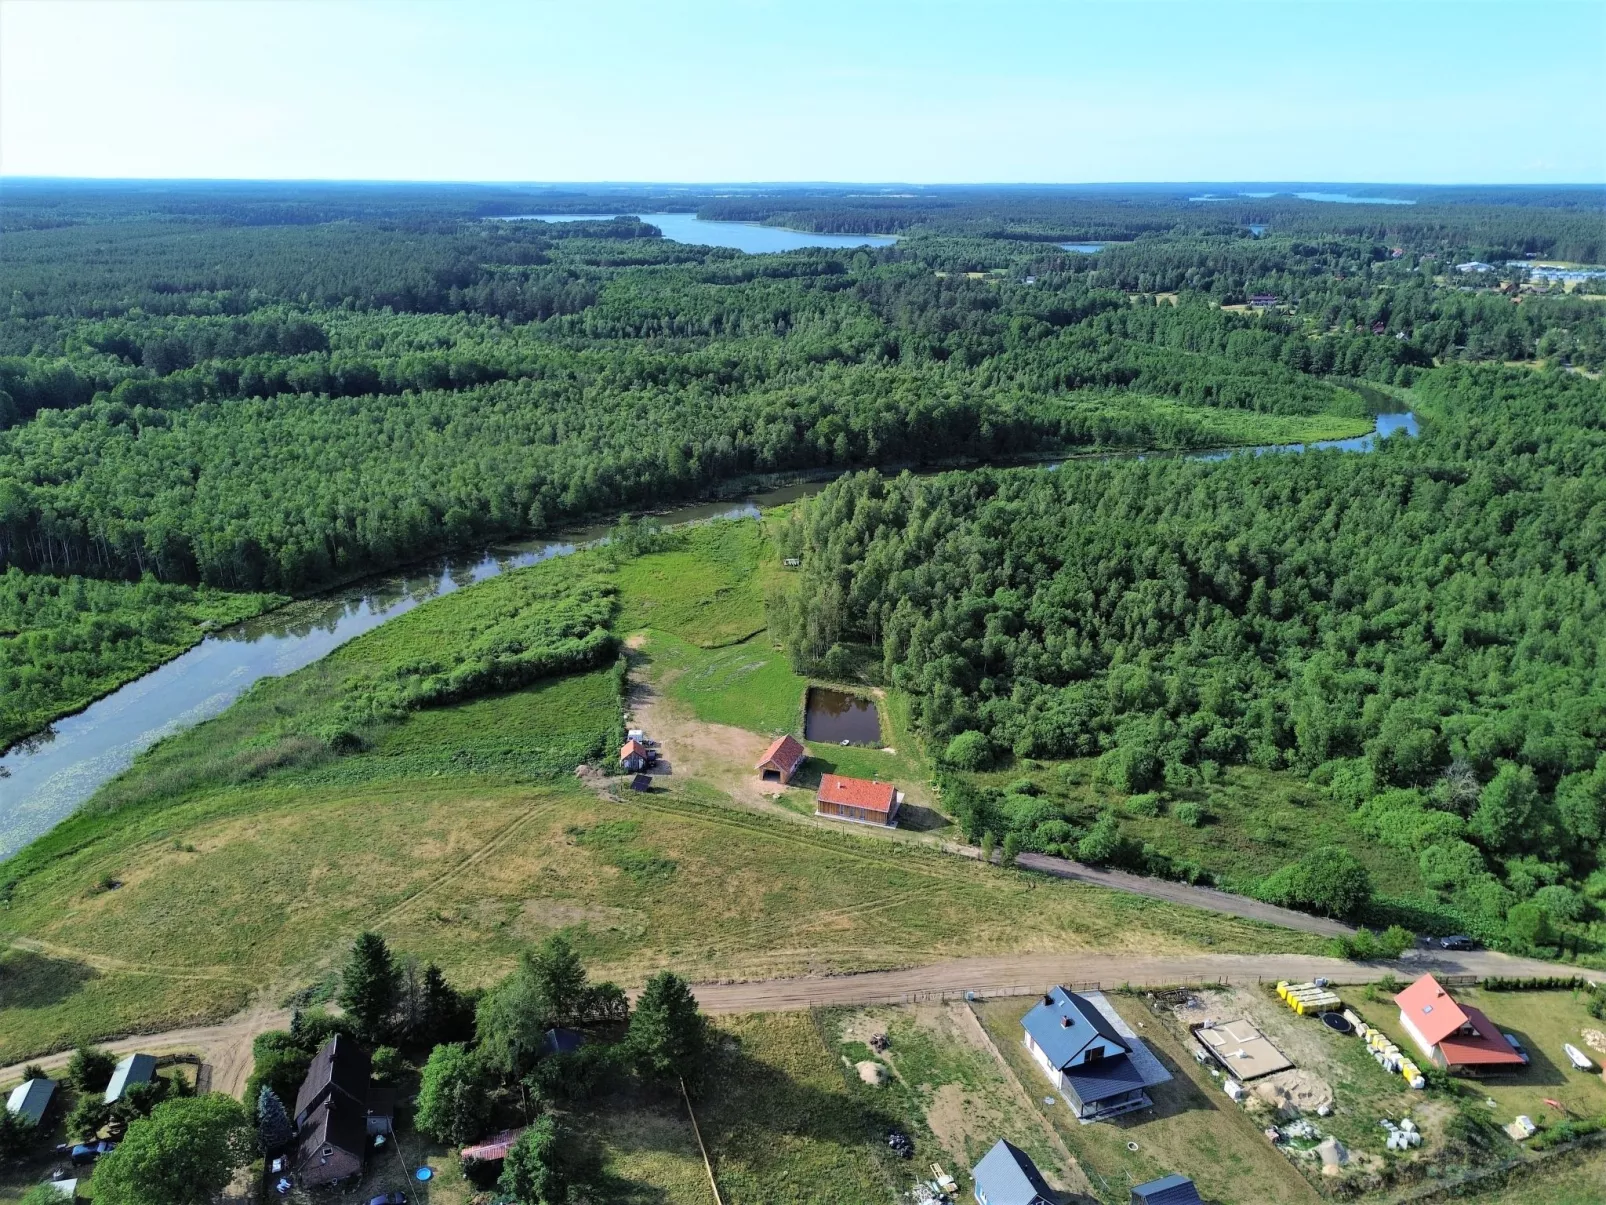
3, 180, 1604, 949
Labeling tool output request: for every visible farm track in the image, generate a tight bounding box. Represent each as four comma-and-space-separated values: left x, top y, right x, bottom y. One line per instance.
6, 948, 1588, 1100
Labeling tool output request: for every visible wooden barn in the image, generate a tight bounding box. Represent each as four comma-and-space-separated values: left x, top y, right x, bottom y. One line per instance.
755, 734, 807, 784
815, 774, 900, 827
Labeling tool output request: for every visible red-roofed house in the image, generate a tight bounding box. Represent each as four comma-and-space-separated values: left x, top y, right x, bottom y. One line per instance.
815, 774, 900, 827
462, 1127, 527, 1164
756, 735, 807, 785
620, 739, 648, 772
1394, 974, 1526, 1074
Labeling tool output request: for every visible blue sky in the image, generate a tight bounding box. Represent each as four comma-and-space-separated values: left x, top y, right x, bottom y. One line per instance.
2, 0, 1601, 183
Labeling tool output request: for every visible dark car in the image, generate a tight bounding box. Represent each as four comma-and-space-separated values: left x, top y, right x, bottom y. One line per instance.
70, 1140, 116, 1165
367, 1194, 406, 1205
1439, 934, 1477, 951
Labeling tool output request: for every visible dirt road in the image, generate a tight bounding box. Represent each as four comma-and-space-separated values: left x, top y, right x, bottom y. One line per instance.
1011, 852, 1357, 937
9, 948, 1582, 1098
686, 947, 1591, 1013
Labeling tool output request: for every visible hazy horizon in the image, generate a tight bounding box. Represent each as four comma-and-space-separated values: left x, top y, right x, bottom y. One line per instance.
3, 0, 1602, 184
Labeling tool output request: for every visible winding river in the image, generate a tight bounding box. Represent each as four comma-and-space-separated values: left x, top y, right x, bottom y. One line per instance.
0, 414, 1417, 857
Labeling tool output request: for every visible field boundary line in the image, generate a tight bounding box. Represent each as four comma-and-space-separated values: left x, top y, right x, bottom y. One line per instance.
681, 1077, 725, 1205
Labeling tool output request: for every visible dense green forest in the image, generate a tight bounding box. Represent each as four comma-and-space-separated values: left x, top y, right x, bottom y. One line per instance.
3, 180, 1603, 942
771, 362, 1606, 950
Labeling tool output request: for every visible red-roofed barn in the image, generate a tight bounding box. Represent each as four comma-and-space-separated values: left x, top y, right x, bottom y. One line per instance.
815, 774, 900, 827
756, 735, 807, 785
1394, 974, 1526, 1074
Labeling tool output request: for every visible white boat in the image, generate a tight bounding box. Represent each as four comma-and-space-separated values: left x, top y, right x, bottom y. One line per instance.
1563, 1042, 1594, 1070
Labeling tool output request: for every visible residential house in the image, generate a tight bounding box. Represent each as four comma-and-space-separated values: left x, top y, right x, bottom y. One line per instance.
814, 774, 900, 826
620, 739, 648, 772
292, 1036, 382, 1188
755, 734, 807, 785
1022, 987, 1169, 1121
1131, 1173, 1203, 1204
971, 1139, 1054, 1205
103, 1054, 156, 1105
1393, 974, 1525, 1074
1249, 293, 1279, 307
6, 1077, 54, 1126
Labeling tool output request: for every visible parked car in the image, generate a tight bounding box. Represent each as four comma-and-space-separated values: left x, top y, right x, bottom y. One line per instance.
1439, 935, 1477, 951
70, 1140, 116, 1165
367, 1194, 406, 1205
1503, 1033, 1530, 1064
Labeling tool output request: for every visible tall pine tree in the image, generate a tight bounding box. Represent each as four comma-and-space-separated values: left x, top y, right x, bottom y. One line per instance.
338, 931, 399, 1043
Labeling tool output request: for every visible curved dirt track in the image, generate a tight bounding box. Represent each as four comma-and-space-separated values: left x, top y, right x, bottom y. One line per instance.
4, 948, 1587, 1097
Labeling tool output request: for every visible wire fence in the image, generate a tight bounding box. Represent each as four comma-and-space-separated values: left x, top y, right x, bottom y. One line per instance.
852, 971, 1486, 1008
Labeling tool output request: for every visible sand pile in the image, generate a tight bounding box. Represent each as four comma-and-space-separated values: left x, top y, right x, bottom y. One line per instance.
1254, 1068, 1335, 1116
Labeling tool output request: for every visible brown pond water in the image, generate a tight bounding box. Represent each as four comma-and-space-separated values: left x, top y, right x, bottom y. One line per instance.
804, 687, 882, 745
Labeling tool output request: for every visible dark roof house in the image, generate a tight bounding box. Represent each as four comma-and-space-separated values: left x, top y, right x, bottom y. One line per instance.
1022, 987, 1168, 1121
103, 1054, 157, 1105
292, 1036, 375, 1189
294, 1095, 367, 1189
1131, 1174, 1203, 1205
293, 1034, 371, 1125
971, 1139, 1054, 1205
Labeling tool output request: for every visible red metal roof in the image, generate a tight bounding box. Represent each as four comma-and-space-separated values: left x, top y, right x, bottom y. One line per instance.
1394, 974, 1468, 1048
816, 774, 896, 813
461, 1126, 527, 1163
1435, 1005, 1527, 1067
756, 735, 806, 774
620, 739, 646, 759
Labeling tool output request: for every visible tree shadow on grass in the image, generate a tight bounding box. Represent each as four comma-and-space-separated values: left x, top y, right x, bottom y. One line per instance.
0, 949, 98, 1010
578, 1039, 906, 1203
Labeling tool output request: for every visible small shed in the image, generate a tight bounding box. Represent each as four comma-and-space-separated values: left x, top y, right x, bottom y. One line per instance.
104, 1054, 157, 1104
461, 1126, 528, 1164
1131, 1173, 1203, 1205
620, 739, 648, 772
6, 1077, 55, 1126
971, 1138, 1054, 1205
755, 734, 807, 785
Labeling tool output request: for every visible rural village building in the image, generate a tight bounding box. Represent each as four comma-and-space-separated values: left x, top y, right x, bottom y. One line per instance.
619, 739, 648, 772
814, 774, 900, 826
1393, 974, 1525, 1074
1022, 987, 1170, 1121
755, 734, 807, 784
292, 1035, 391, 1189
103, 1054, 156, 1105
1130, 1173, 1204, 1204
971, 1138, 1055, 1205
6, 1077, 54, 1126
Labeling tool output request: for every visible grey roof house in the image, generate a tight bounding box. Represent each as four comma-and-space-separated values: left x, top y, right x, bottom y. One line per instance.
971, 1139, 1055, 1205
103, 1054, 157, 1105
1021, 987, 1169, 1122
6, 1077, 55, 1126
1131, 1173, 1203, 1204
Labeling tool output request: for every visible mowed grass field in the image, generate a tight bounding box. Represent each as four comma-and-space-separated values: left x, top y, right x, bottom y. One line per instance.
0, 768, 1322, 1060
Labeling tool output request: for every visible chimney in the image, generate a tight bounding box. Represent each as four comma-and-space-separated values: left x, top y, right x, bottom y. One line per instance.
1061, 1016, 1072, 1028
1043, 993, 1055, 1006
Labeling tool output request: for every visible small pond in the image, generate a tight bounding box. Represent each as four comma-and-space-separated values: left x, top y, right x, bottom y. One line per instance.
804, 687, 882, 745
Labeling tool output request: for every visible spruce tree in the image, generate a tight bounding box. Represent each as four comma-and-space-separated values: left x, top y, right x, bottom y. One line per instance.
338, 931, 399, 1043
627, 971, 708, 1089
256, 1087, 294, 1153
